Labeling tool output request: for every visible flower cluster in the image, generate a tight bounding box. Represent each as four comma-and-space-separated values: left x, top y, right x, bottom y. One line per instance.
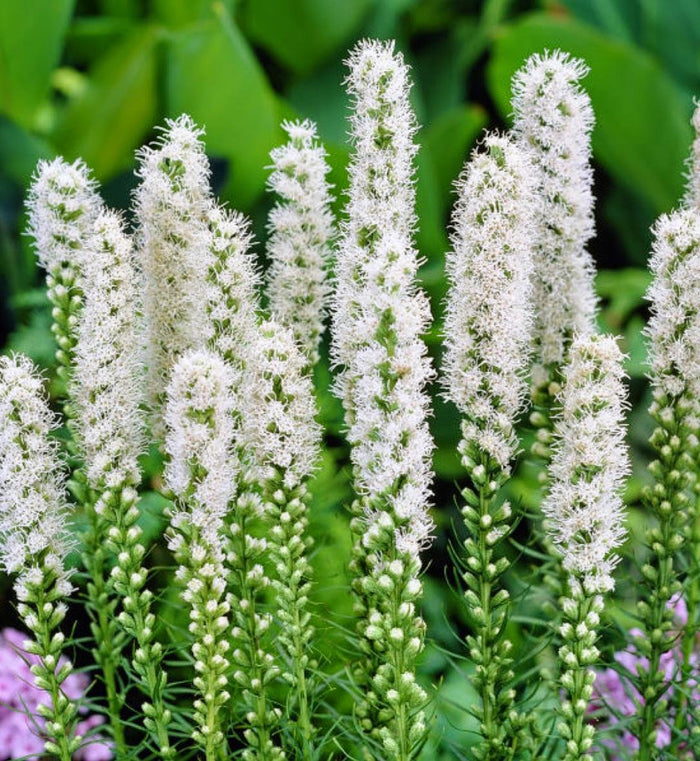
134, 115, 213, 436
332, 39, 434, 758
164, 350, 234, 755
73, 209, 145, 493
266, 119, 334, 365
543, 335, 629, 594
442, 132, 535, 472
512, 51, 597, 388
26, 158, 101, 388
0, 628, 112, 761
0, 355, 72, 582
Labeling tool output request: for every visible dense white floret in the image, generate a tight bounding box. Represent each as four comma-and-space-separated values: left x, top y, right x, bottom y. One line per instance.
134, 115, 213, 436
645, 208, 700, 404
26, 157, 101, 274
266, 119, 334, 364
164, 349, 236, 550
332, 40, 435, 562
442, 133, 536, 470
0, 355, 72, 591
73, 209, 145, 490
512, 51, 597, 381
543, 335, 629, 593
241, 319, 321, 490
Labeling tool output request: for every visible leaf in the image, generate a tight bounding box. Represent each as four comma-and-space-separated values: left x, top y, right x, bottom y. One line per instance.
422, 104, 487, 217
165, 5, 280, 210
0, 0, 74, 128
53, 25, 159, 180
487, 12, 692, 212
239, 0, 372, 74
0, 116, 52, 186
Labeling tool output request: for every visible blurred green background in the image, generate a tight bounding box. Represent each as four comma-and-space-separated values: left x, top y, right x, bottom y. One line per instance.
1, 0, 699, 757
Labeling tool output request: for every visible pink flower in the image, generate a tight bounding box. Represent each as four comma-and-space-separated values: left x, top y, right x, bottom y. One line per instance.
0, 629, 113, 760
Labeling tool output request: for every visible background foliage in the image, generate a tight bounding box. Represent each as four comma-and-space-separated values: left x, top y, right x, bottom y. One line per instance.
1, 0, 699, 757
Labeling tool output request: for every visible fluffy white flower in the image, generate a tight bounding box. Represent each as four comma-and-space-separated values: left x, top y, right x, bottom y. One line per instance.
512, 51, 597, 381
332, 39, 434, 561
645, 208, 700, 403
205, 203, 260, 373
0, 355, 72, 582
266, 119, 334, 364
241, 318, 321, 490
164, 349, 236, 550
543, 335, 629, 593
73, 209, 145, 490
442, 133, 536, 470
134, 114, 213, 437
26, 156, 101, 275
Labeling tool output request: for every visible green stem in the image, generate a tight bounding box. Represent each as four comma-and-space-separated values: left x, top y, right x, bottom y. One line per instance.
107, 489, 173, 759
267, 482, 316, 760
18, 564, 81, 761
460, 449, 527, 761
229, 497, 283, 761
558, 589, 600, 761
83, 508, 127, 758
635, 400, 690, 760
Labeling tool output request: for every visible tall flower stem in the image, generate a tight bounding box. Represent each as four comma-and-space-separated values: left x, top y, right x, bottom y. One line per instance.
461, 451, 527, 760
228, 492, 283, 761
635, 400, 691, 759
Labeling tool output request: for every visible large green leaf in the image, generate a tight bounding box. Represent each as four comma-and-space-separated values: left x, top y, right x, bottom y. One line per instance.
53, 25, 159, 180
239, 0, 372, 74
422, 104, 487, 217
166, 6, 280, 210
0, 0, 74, 128
487, 12, 692, 213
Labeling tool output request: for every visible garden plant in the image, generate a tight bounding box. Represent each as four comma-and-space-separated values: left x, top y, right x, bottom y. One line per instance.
1, 3, 700, 761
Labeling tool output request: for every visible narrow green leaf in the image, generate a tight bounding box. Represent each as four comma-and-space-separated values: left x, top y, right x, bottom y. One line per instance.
166, 5, 280, 209
239, 0, 372, 74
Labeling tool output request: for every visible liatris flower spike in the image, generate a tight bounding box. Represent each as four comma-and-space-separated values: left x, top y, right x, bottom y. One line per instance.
0, 354, 81, 761
511, 51, 597, 446
332, 39, 434, 760
165, 349, 235, 760
543, 334, 629, 761
266, 119, 334, 366
26, 157, 101, 404
442, 132, 537, 758
134, 114, 213, 440
241, 318, 321, 756
632, 208, 700, 757
72, 209, 149, 755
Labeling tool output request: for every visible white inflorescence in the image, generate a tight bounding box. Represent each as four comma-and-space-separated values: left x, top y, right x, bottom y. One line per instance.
0, 355, 72, 590
26, 157, 101, 274
646, 208, 700, 403
332, 39, 435, 561
73, 209, 145, 491
685, 102, 700, 210
543, 335, 629, 593
134, 114, 213, 435
164, 349, 236, 551
205, 203, 260, 372
241, 318, 321, 491
512, 51, 597, 381
442, 133, 536, 471
266, 119, 334, 364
